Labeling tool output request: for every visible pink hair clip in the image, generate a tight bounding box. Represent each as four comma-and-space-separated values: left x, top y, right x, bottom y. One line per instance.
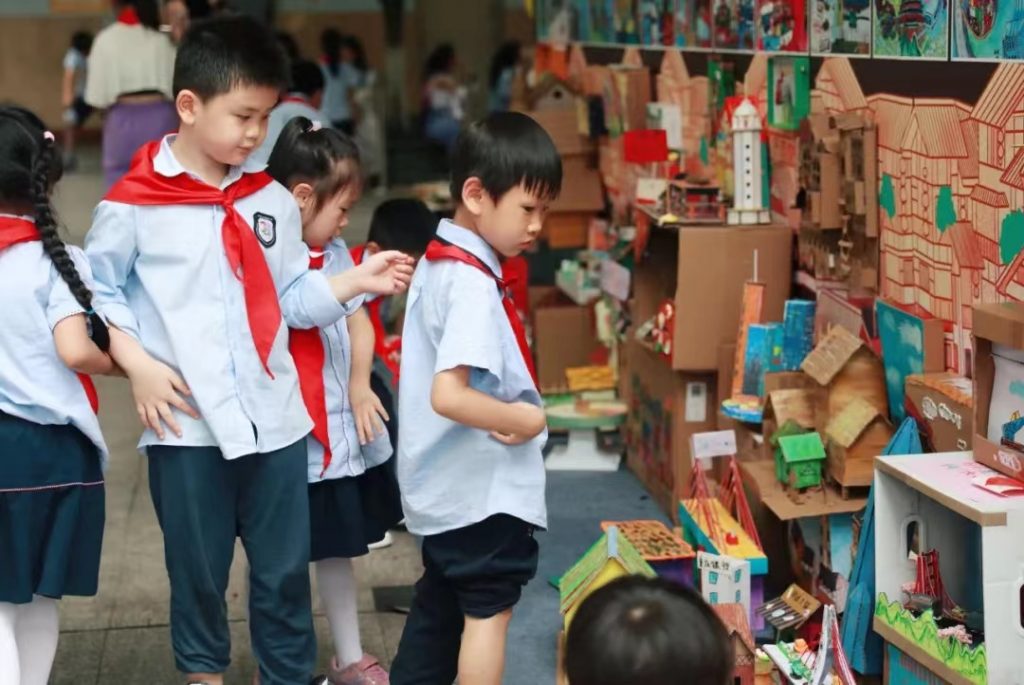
43, 131, 55, 142
307, 120, 322, 132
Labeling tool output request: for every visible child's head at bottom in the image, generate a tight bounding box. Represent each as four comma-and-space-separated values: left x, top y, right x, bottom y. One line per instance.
564, 576, 734, 685
266, 117, 362, 248
449, 111, 562, 258
366, 198, 437, 262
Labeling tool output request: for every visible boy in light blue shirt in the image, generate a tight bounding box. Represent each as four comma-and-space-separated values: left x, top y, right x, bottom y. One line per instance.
391, 111, 562, 685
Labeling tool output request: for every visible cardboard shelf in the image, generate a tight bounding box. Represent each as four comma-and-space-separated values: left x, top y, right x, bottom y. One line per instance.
872, 617, 977, 685
740, 459, 867, 521
874, 451, 1024, 527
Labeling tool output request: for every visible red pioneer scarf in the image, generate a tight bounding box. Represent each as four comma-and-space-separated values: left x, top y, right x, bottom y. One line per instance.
288, 249, 333, 475
424, 239, 538, 388
349, 244, 401, 385
0, 216, 99, 413
106, 141, 281, 377
117, 5, 140, 24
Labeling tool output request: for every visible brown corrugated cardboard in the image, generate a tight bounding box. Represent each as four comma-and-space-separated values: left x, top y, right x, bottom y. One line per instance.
532, 292, 603, 394
973, 302, 1024, 479
528, 108, 592, 156
624, 341, 717, 519
633, 224, 793, 372
905, 373, 973, 452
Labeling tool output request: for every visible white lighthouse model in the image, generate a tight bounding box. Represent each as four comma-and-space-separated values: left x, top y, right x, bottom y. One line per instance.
728, 98, 771, 225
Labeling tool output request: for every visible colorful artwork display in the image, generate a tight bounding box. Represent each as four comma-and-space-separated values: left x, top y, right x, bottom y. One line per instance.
873, 0, 949, 58
615, 0, 642, 42
639, 0, 668, 43
953, 0, 1024, 59
757, 0, 809, 50
876, 300, 928, 422
767, 56, 811, 130
713, 0, 758, 49
695, 0, 716, 44
812, 0, 872, 54
584, 0, 617, 41
670, 0, 698, 45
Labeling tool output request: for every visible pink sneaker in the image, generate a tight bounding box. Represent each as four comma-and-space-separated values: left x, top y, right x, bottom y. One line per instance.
328, 655, 390, 685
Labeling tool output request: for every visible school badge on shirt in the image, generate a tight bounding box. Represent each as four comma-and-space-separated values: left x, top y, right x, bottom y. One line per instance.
253, 212, 276, 248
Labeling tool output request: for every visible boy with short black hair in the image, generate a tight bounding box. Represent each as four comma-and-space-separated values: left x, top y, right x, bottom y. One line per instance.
390, 111, 562, 685
85, 15, 412, 685
251, 59, 327, 164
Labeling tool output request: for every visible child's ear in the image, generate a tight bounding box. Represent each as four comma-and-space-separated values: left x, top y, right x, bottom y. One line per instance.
291, 182, 315, 210
175, 89, 200, 125
365, 241, 381, 255
461, 176, 488, 216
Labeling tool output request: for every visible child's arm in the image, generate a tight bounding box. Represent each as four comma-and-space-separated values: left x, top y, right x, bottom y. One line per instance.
347, 307, 388, 445
431, 366, 546, 445
275, 202, 414, 330
61, 63, 76, 109
86, 202, 197, 437
108, 327, 199, 439
53, 315, 114, 375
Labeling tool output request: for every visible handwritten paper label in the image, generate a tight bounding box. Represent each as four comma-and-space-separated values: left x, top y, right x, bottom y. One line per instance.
691, 430, 737, 461
600, 260, 631, 302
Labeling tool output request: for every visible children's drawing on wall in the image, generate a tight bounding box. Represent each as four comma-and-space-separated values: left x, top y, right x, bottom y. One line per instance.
713, 0, 757, 49
615, 0, 642, 42
757, 0, 809, 51
538, 0, 574, 46
873, 0, 950, 58
812, 0, 872, 54
986, 346, 1024, 449
953, 0, 1024, 59
695, 0, 715, 44
586, 0, 617, 41
876, 300, 927, 422
767, 56, 810, 130
639, 0, 675, 43
671, 0, 696, 45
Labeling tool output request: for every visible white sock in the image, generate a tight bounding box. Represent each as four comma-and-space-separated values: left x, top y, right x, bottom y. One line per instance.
0, 603, 20, 685
16, 597, 59, 685
315, 557, 363, 667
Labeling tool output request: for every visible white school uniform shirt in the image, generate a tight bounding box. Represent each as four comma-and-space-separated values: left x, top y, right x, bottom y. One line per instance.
85, 135, 361, 459
305, 238, 392, 483
84, 22, 176, 108
249, 96, 327, 167
398, 219, 547, 537
0, 222, 109, 468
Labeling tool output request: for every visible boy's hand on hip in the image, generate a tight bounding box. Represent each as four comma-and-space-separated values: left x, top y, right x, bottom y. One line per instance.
490, 402, 546, 445
351, 383, 388, 445
354, 250, 415, 296
126, 359, 199, 440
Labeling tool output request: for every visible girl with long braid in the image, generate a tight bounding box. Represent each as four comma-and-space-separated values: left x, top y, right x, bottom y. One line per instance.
0, 106, 114, 685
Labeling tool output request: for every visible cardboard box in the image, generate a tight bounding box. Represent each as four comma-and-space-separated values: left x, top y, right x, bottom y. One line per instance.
905, 373, 973, 453
527, 108, 592, 156
624, 341, 717, 518
532, 291, 604, 394
633, 224, 793, 372
973, 302, 1024, 479
545, 156, 604, 249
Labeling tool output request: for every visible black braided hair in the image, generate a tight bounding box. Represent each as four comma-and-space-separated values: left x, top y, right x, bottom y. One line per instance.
0, 105, 110, 352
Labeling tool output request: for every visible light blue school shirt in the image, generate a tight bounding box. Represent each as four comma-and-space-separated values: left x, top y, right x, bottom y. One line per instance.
305, 238, 391, 483
0, 226, 109, 468
397, 219, 547, 537
85, 135, 359, 460
249, 95, 326, 167
320, 62, 359, 125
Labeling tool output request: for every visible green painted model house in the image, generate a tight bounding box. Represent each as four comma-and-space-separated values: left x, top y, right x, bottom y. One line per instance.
770, 419, 810, 484
777, 432, 826, 489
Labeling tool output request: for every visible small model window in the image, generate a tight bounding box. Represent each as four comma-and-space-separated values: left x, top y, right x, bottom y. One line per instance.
904, 517, 923, 560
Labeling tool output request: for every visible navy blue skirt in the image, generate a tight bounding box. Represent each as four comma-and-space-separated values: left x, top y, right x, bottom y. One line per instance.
309, 460, 403, 561
0, 411, 105, 603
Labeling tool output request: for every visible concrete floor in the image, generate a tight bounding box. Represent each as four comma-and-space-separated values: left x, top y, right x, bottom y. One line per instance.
48, 149, 419, 684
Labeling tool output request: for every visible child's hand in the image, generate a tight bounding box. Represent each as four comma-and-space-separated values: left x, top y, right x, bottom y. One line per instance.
126, 358, 199, 440
354, 250, 415, 296
490, 402, 546, 446
350, 382, 388, 445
